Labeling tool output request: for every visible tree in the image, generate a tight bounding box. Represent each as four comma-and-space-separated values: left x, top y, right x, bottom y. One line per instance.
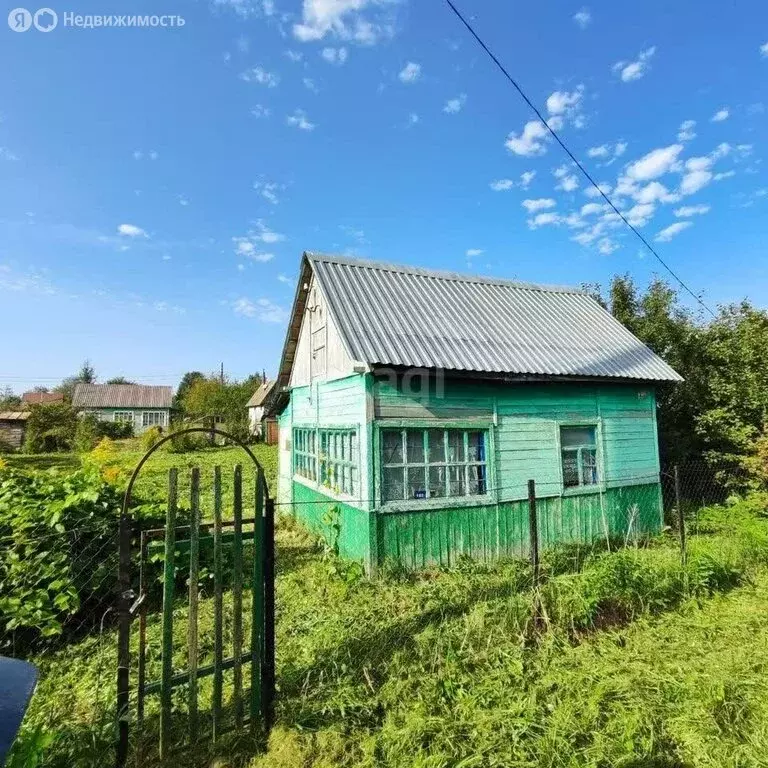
24, 403, 78, 453
174, 371, 205, 413
105, 377, 136, 385
54, 360, 98, 401
0, 386, 20, 410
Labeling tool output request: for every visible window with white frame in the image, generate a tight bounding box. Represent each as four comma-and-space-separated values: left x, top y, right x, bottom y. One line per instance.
142, 411, 165, 428
319, 429, 358, 496
113, 411, 134, 423
560, 425, 598, 488
294, 427, 317, 482
380, 427, 488, 503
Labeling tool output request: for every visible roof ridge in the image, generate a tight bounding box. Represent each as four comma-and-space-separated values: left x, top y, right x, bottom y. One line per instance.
305, 252, 586, 295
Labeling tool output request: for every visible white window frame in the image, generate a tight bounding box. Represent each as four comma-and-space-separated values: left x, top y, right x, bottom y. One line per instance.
142, 411, 166, 428
113, 411, 134, 423
559, 424, 600, 490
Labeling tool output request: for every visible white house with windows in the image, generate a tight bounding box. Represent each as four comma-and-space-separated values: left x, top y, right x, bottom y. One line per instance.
72, 383, 173, 434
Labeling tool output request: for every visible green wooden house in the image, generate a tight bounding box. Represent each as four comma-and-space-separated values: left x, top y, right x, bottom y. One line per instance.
271, 253, 682, 573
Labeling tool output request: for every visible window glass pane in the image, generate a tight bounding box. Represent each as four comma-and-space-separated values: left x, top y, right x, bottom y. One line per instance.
467, 431, 485, 462
407, 467, 427, 499
447, 431, 465, 462
428, 466, 447, 498
468, 464, 487, 495
382, 430, 403, 464
382, 466, 404, 502
560, 426, 596, 448
428, 429, 446, 463
448, 465, 466, 497
582, 449, 598, 485
562, 449, 580, 487
406, 430, 425, 463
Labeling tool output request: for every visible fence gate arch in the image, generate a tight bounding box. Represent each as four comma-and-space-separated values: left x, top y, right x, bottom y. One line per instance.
115, 427, 275, 767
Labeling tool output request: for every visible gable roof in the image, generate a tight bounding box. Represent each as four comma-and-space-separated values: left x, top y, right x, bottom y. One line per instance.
276, 252, 682, 385
21, 392, 64, 406
72, 383, 174, 409
0, 411, 30, 421
247, 380, 276, 408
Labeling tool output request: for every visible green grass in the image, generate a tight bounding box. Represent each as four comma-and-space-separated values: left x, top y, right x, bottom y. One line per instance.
10, 488, 768, 768
0, 453, 82, 471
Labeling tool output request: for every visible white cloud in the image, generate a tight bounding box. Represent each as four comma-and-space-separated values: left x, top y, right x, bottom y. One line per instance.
625, 202, 655, 227
520, 170, 536, 188
761, 41, 768, 57
321, 46, 348, 64
612, 46, 656, 82
714, 170, 735, 181
522, 198, 556, 212
580, 202, 606, 216
232, 297, 288, 323
680, 168, 712, 195
587, 145, 610, 158
490, 179, 515, 191
711, 107, 730, 122
546, 85, 584, 116
286, 109, 315, 131
443, 94, 467, 114
677, 119, 696, 142
674, 204, 710, 217
556, 174, 579, 192
466, 248, 483, 257
0, 147, 19, 161
634, 181, 679, 205
285, 49, 303, 62
506, 120, 549, 156
253, 220, 284, 243
277, 273, 293, 284
597, 238, 619, 255
212, 0, 275, 18
251, 104, 271, 118
527, 212, 560, 229
398, 61, 421, 83
240, 66, 279, 86
254, 178, 282, 204
117, 224, 147, 238
293, 0, 395, 45
587, 141, 626, 165
407, 112, 420, 126
303, 77, 319, 93
584, 183, 612, 198
232, 221, 285, 259
655, 221, 692, 242
573, 8, 591, 28
625, 144, 684, 181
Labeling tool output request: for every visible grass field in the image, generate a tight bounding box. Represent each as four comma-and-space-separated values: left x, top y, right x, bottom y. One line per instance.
7, 446, 768, 768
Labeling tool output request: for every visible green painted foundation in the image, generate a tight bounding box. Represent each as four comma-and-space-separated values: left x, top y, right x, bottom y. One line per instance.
291, 480, 661, 572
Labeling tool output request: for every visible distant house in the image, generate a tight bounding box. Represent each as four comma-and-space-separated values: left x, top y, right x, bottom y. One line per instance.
247, 380, 277, 443
72, 383, 173, 434
0, 411, 30, 450
21, 392, 64, 406
271, 252, 682, 573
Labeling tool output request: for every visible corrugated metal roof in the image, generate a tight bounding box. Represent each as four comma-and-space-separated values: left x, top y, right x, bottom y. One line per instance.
247, 380, 276, 408
306, 252, 682, 382
0, 411, 30, 421
72, 383, 174, 409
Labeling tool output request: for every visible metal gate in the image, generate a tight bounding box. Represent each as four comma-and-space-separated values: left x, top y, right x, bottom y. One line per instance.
115, 428, 275, 766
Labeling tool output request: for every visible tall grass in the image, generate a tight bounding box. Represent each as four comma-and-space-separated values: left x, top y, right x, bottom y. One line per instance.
11, 491, 768, 768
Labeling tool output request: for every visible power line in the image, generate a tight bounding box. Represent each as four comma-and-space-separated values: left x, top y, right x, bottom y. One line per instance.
444, 0, 717, 319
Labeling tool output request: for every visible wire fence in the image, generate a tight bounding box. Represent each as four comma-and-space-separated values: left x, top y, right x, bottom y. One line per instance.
0, 459, 762, 766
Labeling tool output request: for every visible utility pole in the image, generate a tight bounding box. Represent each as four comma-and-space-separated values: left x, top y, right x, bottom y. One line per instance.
220, 362, 224, 384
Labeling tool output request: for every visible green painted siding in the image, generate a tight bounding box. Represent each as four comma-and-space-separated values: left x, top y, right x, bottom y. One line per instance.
282, 374, 664, 572
292, 480, 372, 567
377, 483, 661, 570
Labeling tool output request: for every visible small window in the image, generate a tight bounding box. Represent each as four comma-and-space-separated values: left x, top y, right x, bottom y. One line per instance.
318, 428, 358, 496
560, 426, 598, 488
380, 428, 488, 503
114, 411, 134, 423
294, 427, 317, 482
142, 411, 165, 427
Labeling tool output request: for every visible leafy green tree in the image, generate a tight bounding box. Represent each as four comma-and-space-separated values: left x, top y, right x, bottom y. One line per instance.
0, 386, 20, 410
54, 360, 98, 401
105, 377, 135, 385
174, 371, 205, 413
23, 403, 78, 453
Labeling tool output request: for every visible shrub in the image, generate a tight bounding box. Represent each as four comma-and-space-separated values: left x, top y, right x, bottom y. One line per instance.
141, 426, 163, 453
23, 403, 78, 453
73, 413, 99, 453
95, 420, 134, 440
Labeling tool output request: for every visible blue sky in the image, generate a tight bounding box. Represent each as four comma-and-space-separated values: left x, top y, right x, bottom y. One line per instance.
1, 0, 766, 393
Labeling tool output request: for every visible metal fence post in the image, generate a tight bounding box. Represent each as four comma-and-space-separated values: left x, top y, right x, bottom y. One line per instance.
674, 464, 686, 570
528, 479, 540, 586
116, 504, 133, 768
262, 494, 276, 734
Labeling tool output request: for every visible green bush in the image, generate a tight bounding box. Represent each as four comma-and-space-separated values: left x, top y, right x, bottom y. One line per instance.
0, 464, 168, 648
140, 426, 163, 453
166, 426, 206, 454
73, 413, 99, 453
23, 403, 78, 453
